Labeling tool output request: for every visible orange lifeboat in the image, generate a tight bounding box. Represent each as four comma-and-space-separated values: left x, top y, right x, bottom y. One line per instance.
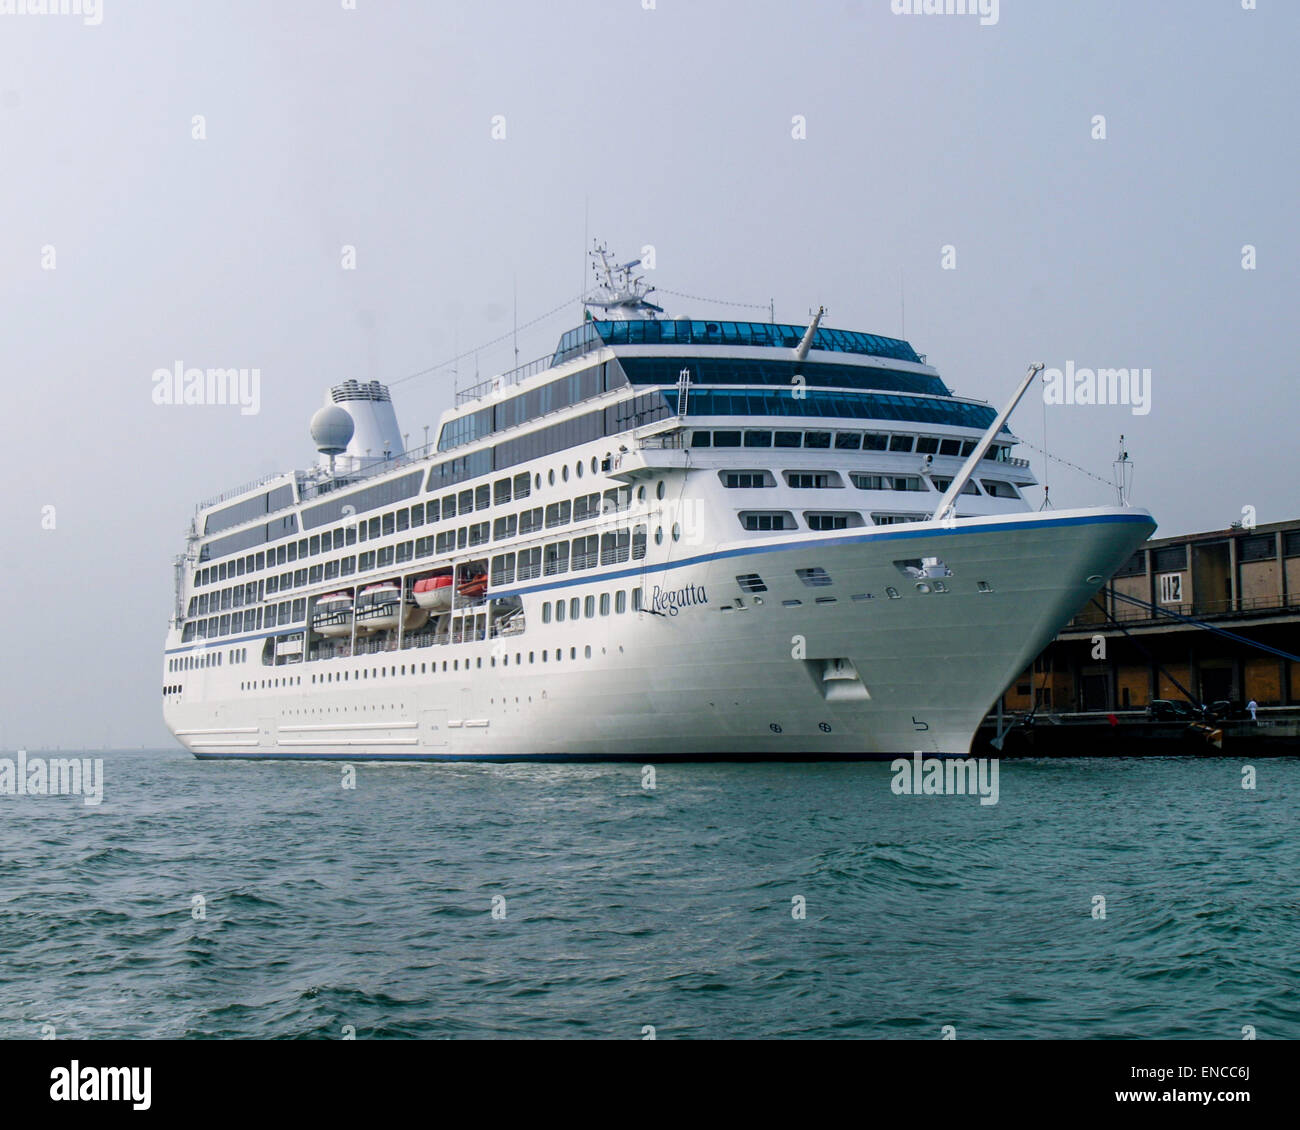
413, 572, 454, 612
457, 573, 488, 602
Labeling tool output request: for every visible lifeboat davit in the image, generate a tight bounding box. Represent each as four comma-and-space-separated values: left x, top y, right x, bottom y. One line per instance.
412, 573, 454, 612
312, 593, 354, 638
354, 583, 430, 633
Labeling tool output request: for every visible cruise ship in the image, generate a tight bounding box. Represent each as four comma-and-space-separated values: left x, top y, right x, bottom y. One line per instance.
162, 250, 1156, 760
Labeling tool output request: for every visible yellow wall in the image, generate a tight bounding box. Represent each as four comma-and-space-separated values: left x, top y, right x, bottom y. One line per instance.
1116, 666, 1150, 708
1243, 658, 1283, 704
1240, 559, 1281, 607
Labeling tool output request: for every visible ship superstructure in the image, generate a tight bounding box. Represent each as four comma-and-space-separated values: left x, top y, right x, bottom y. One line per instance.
162, 252, 1154, 759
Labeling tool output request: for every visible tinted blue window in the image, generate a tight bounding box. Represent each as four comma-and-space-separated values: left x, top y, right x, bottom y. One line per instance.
617, 356, 947, 397
660, 388, 1001, 431
589, 319, 919, 362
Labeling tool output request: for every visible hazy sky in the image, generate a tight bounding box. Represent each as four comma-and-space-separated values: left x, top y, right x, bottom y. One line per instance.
2, 0, 1296, 748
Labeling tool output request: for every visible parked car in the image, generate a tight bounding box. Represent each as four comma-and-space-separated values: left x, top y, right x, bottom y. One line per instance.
1206, 699, 1248, 720
1146, 699, 1198, 721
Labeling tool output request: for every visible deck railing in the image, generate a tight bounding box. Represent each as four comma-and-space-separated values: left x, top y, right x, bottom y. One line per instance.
454, 352, 553, 406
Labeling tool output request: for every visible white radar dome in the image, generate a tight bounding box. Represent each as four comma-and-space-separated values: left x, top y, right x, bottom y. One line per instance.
310, 403, 355, 455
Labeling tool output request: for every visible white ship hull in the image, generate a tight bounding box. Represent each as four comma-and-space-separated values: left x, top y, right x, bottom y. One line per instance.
164, 506, 1153, 760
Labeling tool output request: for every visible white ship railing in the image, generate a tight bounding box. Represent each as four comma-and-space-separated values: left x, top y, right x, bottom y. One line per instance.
455, 352, 554, 406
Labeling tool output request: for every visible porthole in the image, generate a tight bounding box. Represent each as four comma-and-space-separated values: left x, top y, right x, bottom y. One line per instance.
548, 469, 555, 486
655, 526, 664, 545
591, 456, 598, 474
535, 473, 542, 490
672, 523, 681, 541
562, 464, 570, 482
656, 480, 665, 501
637, 485, 646, 503
576, 461, 583, 478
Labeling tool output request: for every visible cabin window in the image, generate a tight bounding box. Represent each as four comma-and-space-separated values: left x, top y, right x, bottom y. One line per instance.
980, 480, 1021, 499
545, 501, 572, 528
740, 511, 795, 531
488, 514, 514, 543
806, 513, 859, 531
491, 553, 515, 585
518, 547, 541, 580
786, 471, 841, 489
572, 535, 599, 570
543, 542, 569, 576
600, 529, 630, 565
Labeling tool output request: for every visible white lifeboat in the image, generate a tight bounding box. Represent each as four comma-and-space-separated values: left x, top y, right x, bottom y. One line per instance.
311, 592, 354, 638
355, 583, 429, 633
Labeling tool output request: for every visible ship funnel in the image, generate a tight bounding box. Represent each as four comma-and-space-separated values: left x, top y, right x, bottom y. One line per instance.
323, 380, 405, 473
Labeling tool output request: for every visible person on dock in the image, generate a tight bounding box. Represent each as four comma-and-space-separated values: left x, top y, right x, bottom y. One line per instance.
1247, 699, 1258, 723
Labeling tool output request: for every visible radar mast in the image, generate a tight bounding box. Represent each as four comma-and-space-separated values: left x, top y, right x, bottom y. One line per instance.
584, 241, 663, 321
